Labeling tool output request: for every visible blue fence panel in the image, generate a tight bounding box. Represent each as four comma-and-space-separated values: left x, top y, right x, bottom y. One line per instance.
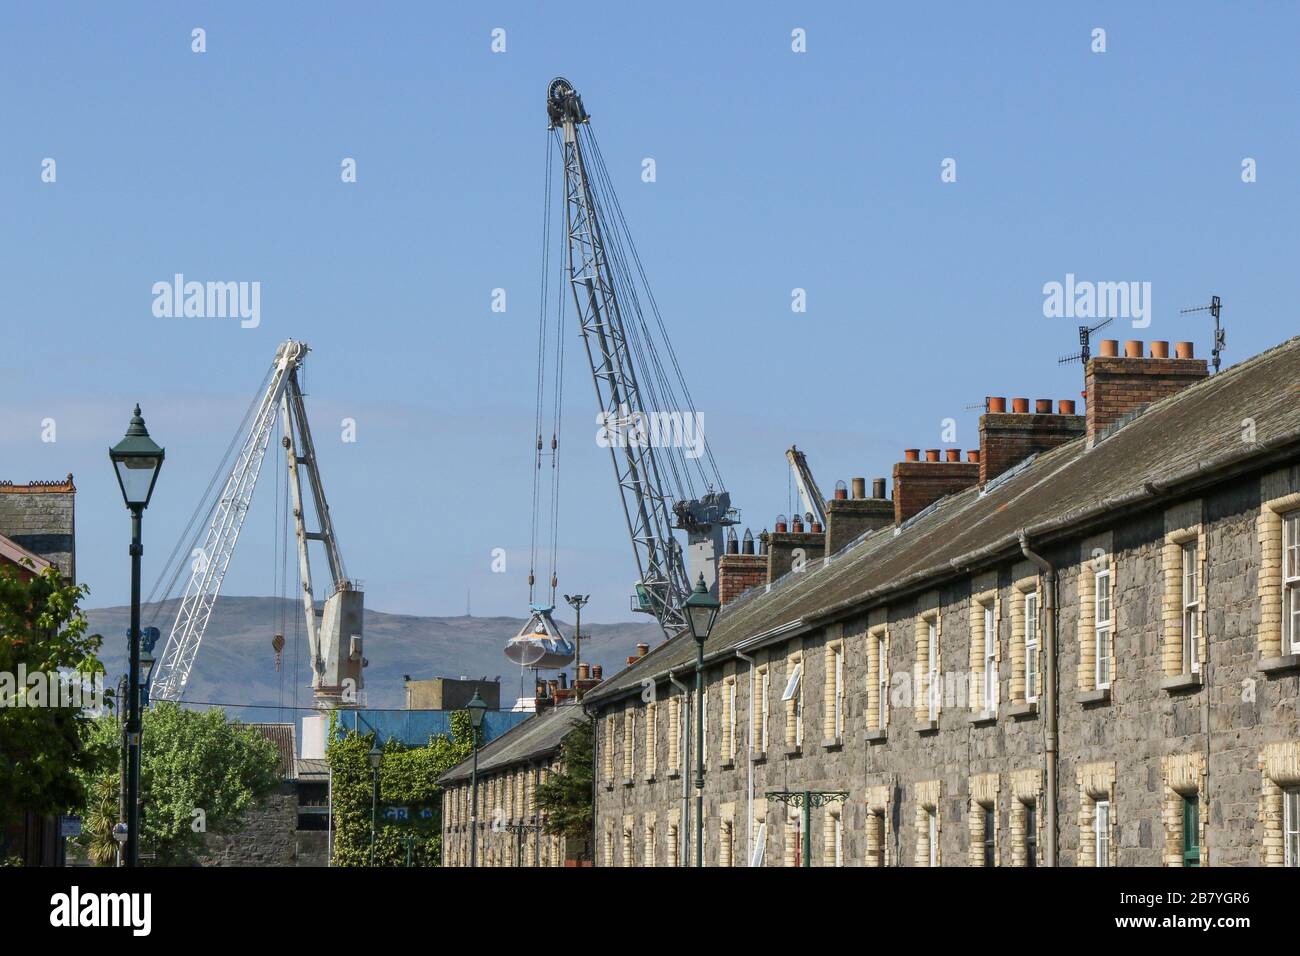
333, 709, 530, 747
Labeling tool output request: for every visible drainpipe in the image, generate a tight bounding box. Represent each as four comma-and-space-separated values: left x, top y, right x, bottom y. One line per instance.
736, 649, 757, 866
1019, 530, 1058, 867
668, 668, 691, 867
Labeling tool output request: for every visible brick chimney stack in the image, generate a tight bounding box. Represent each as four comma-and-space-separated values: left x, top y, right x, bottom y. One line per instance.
892, 449, 980, 525
979, 395, 1085, 484
766, 516, 825, 583
1085, 340, 1208, 445
719, 528, 766, 604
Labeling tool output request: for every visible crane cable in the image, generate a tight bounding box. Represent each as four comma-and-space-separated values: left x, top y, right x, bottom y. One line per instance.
529, 130, 555, 605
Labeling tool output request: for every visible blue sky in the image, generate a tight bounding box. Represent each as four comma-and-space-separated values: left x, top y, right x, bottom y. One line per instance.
2, 2, 1297, 626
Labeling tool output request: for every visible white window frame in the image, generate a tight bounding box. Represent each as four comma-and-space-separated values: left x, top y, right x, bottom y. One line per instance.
727, 678, 737, 760
1095, 567, 1112, 690
1283, 512, 1300, 655
833, 813, 844, 866
1284, 787, 1299, 868
759, 670, 770, 752
927, 807, 938, 868
833, 646, 845, 738
701, 687, 708, 763
982, 604, 997, 714
783, 661, 803, 747
1025, 591, 1039, 703
927, 620, 939, 721
876, 635, 888, 728
1094, 799, 1111, 867
1182, 540, 1200, 674
750, 821, 767, 868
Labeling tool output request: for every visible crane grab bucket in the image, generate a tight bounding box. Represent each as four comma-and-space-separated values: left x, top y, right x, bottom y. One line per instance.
504, 604, 575, 670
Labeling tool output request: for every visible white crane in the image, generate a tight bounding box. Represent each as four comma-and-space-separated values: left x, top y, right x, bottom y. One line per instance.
149, 339, 365, 708
786, 446, 827, 530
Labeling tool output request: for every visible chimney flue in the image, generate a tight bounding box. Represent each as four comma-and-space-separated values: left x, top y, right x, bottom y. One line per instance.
872, 477, 886, 499
851, 477, 866, 499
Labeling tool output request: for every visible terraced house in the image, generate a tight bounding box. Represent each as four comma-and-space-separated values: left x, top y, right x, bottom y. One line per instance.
584, 335, 1300, 867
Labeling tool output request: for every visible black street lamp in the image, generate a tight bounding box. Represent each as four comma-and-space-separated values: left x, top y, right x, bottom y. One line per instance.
563, 594, 590, 697
467, 690, 488, 867
109, 404, 164, 868
684, 573, 720, 868
368, 739, 383, 866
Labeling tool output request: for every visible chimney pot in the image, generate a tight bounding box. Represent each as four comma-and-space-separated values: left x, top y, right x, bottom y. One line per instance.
791, 513, 804, 532
1099, 339, 1119, 357
1175, 341, 1195, 359
1011, 398, 1029, 414
558, 672, 568, 689
810, 520, 823, 533
988, 396, 1007, 413
945, 448, 961, 463
775, 514, 788, 533
833, 480, 848, 500
742, 528, 755, 554
966, 450, 980, 463
636, 643, 649, 658
851, 477, 866, 499
1057, 399, 1076, 415
592, 664, 603, 680
1150, 340, 1169, 359
924, 449, 941, 462
872, 477, 887, 499
1124, 339, 1143, 358
577, 663, 590, 680
904, 449, 920, 462
1034, 399, 1053, 414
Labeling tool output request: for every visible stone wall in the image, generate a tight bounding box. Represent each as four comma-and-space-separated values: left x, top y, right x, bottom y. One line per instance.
593, 464, 1300, 866
198, 785, 300, 867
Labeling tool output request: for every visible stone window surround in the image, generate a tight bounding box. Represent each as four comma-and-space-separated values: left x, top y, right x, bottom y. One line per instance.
667, 807, 681, 868
1076, 545, 1117, 703
968, 585, 1000, 718
865, 623, 890, 740
1257, 740, 1300, 867
1161, 506, 1207, 691
751, 654, 770, 758
824, 803, 844, 867
1010, 768, 1043, 867
720, 802, 736, 867
783, 802, 803, 867
1008, 576, 1041, 715
603, 714, 616, 788
913, 601, 942, 730
968, 772, 1000, 867
722, 673, 738, 765
667, 694, 681, 776
823, 634, 846, 747
864, 784, 892, 866
644, 812, 657, 868
914, 779, 941, 867
644, 700, 658, 781
1077, 761, 1117, 867
783, 642, 804, 755
1258, 490, 1300, 669
1161, 752, 1207, 867
622, 706, 636, 785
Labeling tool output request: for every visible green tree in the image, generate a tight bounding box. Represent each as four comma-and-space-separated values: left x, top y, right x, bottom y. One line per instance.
0, 563, 105, 835
327, 710, 476, 866
75, 702, 281, 865
535, 718, 593, 861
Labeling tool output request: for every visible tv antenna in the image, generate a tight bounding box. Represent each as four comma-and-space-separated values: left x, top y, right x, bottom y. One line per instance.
1180, 295, 1224, 373
1058, 317, 1114, 367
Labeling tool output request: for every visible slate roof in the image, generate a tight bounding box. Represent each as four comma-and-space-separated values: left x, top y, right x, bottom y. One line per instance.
438, 702, 587, 785
584, 335, 1300, 708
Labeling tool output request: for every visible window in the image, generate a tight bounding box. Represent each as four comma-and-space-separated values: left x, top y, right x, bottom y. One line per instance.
701, 687, 708, 763
832, 645, 845, 739
1095, 800, 1111, 867
982, 806, 996, 868
1095, 567, 1112, 689
623, 710, 635, 781
927, 808, 938, 868
1285, 513, 1300, 654
668, 695, 681, 773
724, 677, 737, 761
1025, 805, 1037, 868
668, 821, 679, 868
1285, 788, 1299, 868
1182, 795, 1200, 866
927, 621, 939, 721
1182, 541, 1200, 674
758, 668, 770, 752
783, 660, 803, 747
644, 702, 657, 779
830, 810, 844, 867
983, 604, 997, 713
875, 631, 889, 729
750, 822, 767, 868
1025, 592, 1039, 703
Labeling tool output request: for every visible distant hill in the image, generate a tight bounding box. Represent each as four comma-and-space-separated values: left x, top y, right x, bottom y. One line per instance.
85, 596, 661, 722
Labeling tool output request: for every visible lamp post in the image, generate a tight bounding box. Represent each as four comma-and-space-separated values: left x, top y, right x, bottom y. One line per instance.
368, 739, 383, 866
467, 690, 488, 867
109, 404, 164, 868
684, 573, 720, 868
563, 594, 589, 697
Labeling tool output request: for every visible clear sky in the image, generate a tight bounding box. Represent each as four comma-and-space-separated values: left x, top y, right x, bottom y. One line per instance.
3, 2, 1297, 626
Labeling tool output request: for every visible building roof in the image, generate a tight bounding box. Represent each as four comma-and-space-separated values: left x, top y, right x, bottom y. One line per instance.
437, 702, 587, 785
295, 757, 329, 780
249, 722, 297, 780
584, 334, 1300, 708
0, 532, 51, 574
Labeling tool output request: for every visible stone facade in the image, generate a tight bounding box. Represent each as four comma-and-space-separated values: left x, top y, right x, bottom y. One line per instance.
591, 463, 1300, 866
441, 756, 571, 867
